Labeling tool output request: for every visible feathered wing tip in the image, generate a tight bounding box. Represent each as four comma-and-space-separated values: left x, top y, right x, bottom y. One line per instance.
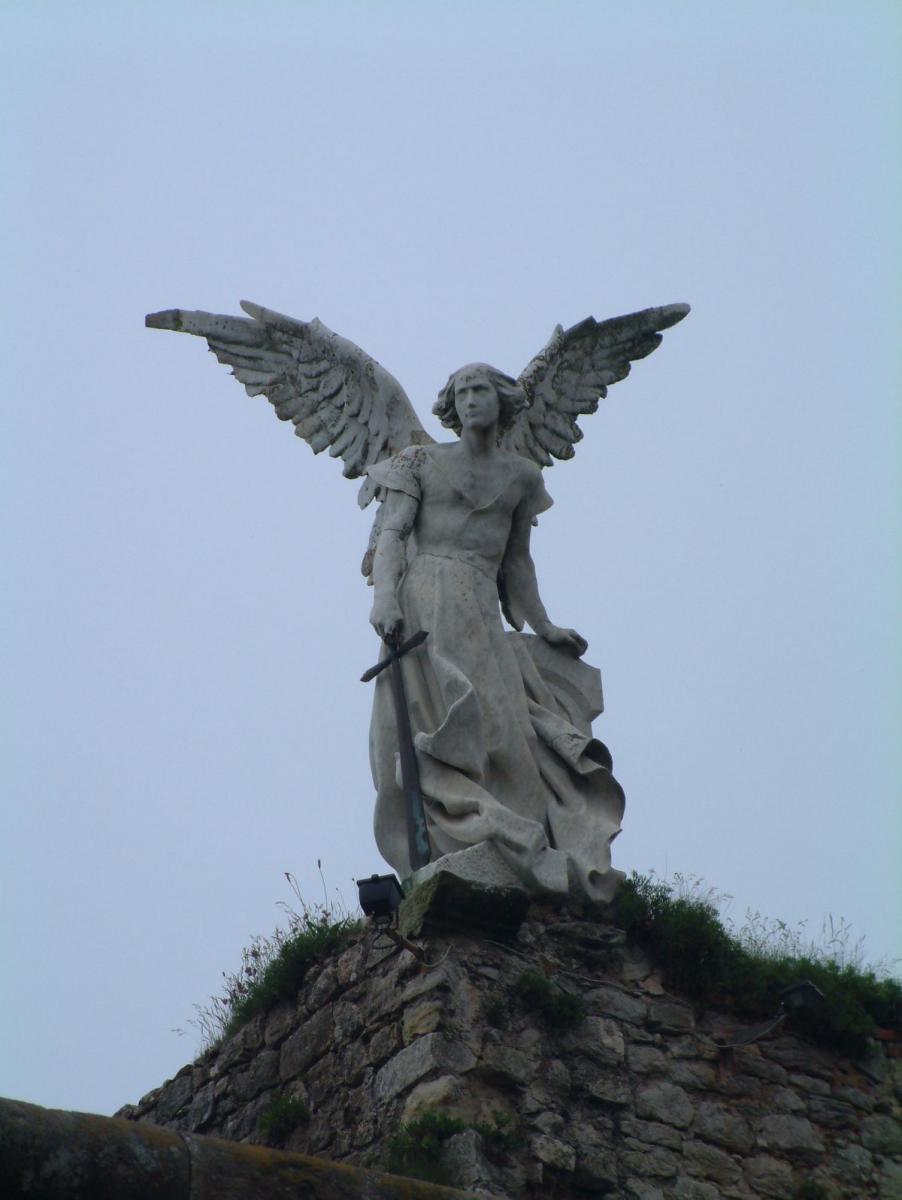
503, 301, 691, 466
145, 300, 433, 506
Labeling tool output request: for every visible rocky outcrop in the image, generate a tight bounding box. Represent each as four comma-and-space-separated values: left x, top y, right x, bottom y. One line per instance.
118, 898, 902, 1198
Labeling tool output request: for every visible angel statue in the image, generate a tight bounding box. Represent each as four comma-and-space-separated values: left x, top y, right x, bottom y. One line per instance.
146, 300, 689, 903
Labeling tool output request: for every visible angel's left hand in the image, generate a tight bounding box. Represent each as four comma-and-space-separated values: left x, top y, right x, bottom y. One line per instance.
538, 623, 588, 658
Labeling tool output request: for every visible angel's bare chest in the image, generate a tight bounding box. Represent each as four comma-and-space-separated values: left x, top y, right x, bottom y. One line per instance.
427, 451, 519, 512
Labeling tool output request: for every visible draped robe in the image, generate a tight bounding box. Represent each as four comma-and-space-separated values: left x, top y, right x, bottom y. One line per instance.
367, 444, 625, 902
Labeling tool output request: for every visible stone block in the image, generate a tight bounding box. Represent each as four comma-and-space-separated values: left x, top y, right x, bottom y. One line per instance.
374, 1033, 476, 1101
743, 1154, 795, 1198
756, 1114, 825, 1160
878, 1158, 902, 1199
693, 1102, 754, 1154
681, 1138, 740, 1186
620, 1115, 683, 1149
621, 1140, 679, 1178
830, 1142, 874, 1186
587, 985, 648, 1025
400, 1074, 461, 1123
155, 1072, 193, 1121
400, 858, 530, 938
628, 1044, 668, 1075
565, 1016, 626, 1066
402, 998, 445, 1043
263, 1002, 297, 1048
861, 1112, 902, 1155
444, 1129, 498, 1192
808, 1095, 858, 1129
635, 1082, 694, 1129
531, 1133, 576, 1172
573, 1145, 618, 1191
648, 1000, 695, 1033
476, 1041, 537, 1089
760, 1037, 833, 1077
668, 1178, 719, 1200
669, 1060, 716, 1090
279, 1007, 333, 1081
582, 1069, 632, 1106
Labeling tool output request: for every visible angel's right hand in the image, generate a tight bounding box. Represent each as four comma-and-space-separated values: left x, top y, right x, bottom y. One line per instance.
370, 599, 404, 643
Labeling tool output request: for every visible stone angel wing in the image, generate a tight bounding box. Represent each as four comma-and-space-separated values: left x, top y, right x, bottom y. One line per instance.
502, 302, 690, 466
145, 301, 433, 509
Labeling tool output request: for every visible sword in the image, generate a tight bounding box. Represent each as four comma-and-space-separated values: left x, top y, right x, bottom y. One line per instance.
361, 630, 431, 872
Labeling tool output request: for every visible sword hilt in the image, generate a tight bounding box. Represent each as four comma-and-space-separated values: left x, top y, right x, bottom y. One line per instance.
360, 630, 429, 682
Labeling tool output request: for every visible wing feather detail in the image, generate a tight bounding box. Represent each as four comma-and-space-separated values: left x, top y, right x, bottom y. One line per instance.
146, 302, 432, 505
502, 302, 689, 466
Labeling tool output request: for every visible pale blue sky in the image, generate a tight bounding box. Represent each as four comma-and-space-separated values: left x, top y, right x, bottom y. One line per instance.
2, 1, 900, 1117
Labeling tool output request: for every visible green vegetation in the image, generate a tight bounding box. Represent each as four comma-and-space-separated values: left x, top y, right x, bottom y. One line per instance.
256, 1093, 310, 1147
387, 1110, 467, 1185
512, 968, 586, 1031
796, 1182, 831, 1200
387, 1109, 520, 1185
613, 872, 902, 1055
191, 870, 360, 1046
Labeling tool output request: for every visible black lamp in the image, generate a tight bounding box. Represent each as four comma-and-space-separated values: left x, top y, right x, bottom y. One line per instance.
779, 979, 825, 1017
357, 873, 404, 927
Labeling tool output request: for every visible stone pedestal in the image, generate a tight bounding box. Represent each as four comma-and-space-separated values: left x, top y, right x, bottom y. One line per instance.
119, 887, 902, 1199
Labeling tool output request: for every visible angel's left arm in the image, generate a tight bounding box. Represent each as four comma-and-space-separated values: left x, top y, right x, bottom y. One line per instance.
501, 501, 588, 657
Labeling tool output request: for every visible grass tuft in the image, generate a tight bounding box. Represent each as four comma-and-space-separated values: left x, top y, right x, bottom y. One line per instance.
256, 1093, 310, 1147
513, 967, 586, 1031
613, 871, 902, 1055
190, 868, 360, 1047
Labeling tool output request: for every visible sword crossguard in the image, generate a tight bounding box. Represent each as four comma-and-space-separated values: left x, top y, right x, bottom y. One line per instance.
360, 630, 429, 683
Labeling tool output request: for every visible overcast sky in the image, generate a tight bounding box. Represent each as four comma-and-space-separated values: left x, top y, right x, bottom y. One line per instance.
3, 1, 899, 1119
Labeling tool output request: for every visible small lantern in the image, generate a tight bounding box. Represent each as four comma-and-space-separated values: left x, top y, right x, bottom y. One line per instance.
356, 873, 403, 927
779, 979, 825, 1016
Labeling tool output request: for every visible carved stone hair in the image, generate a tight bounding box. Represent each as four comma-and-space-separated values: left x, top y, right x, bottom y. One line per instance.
432, 363, 529, 436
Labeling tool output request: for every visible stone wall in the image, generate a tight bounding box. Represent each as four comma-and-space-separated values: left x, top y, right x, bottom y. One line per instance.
118, 895, 902, 1199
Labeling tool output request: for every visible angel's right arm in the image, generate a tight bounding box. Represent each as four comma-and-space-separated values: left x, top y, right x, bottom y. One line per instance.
370, 490, 418, 640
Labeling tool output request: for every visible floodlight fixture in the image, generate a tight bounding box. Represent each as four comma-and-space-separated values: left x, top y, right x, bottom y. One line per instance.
356, 872, 403, 928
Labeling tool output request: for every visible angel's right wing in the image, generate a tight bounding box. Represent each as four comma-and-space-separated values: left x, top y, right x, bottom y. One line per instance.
146, 301, 433, 508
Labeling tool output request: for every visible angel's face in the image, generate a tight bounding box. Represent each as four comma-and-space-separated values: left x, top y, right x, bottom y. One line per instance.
454, 368, 500, 432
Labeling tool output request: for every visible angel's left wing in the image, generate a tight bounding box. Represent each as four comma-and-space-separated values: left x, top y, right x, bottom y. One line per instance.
146, 301, 432, 508
501, 302, 690, 466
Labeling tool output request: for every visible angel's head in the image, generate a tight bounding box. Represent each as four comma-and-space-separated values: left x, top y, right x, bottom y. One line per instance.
433, 363, 528, 437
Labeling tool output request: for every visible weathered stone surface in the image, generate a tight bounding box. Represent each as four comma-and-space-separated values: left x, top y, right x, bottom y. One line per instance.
531, 1133, 576, 1171
566, 1015, 626, 1066
620, 1115, 683, 1149
400, 859, 530, 938
756, 1114, 825, 1160
648, 1000, 695, 1033
861, 1111, 902, 1154
155, 1071, 193, 1121
693, 1102, 754, 1154
374, 1034, 476, 1101
744, 1153, 796, 1198
403, 998, 445, 1043
232, 1050, 280, 1102
668, 1177, 719, 1200
263, 1003, 297, 1048
761, 1037, 833, 1077
583, 1069, 632, 1106
574, 1145, 618, 1190
279, 1007, 333, 1080
635, 1082, 694, 1129
808, 1095, 857, 1128
628, 1044, 668, 1074
830, 1142, 873, 1186
682, 1138, 741, 1186
669, 1060, 716, 1090
878, 1158, 902, 1199
477, 1041, 536, 1089
588, 985, 648, 1025
622, 1140, 680, 1178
